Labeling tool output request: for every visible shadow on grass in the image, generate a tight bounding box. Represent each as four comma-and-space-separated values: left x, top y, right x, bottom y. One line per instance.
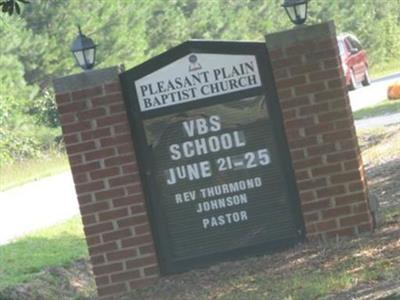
121, 222, 400, 300
353, 100, 400, 121
366, 158, 400, 222
358, 128, 399, 152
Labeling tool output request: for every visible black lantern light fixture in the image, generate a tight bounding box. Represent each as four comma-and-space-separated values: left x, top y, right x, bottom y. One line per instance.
70, 26, 96, 71
282, 0, 308, 26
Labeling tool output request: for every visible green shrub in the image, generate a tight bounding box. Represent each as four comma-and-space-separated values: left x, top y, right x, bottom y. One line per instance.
0, 58, 62, 165
0, 128, 40, 164
0, 124, 63, 165
0, 99, 63, 165
29, 89, 60, 128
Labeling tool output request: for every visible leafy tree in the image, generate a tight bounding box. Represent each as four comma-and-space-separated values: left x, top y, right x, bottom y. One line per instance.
1, 0, 399, 164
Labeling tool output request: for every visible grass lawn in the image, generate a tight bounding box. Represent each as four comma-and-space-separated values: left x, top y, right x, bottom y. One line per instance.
0, 216, 87, 290
0, 152, 69, 191
353, 99, 400, 120
0, 126, 399, 299
369, 60, 400, 79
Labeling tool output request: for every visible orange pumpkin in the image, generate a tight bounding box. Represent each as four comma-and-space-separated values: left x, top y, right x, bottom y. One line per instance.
388, 81, 400, 100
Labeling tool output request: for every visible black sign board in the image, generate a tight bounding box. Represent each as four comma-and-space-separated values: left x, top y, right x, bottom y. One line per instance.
120, 41, 304, 274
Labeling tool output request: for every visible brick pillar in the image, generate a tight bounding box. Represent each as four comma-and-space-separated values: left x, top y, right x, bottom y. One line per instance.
53, 67, 159, 299
265, 22, 374, 240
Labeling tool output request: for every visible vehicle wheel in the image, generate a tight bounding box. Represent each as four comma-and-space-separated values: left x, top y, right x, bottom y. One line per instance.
348, 69, 357, 90
362, 68, 371, 86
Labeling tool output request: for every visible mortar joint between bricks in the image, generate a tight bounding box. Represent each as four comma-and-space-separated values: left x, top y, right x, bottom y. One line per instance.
312, 114, 319, 126
300, 54, 306, 64
115, 239, 124, 251
299, 128, 306, 138
333, 142, 341, 152
326, 80, 333, 91
121, 259, 128, 272
303, 149, 310, 160
110, 125, 117, 136
90, 119, 97, 130
105, 105, 111, 116
98, 156, 106, 169
104, 179, 110, 190
110, 219, 119, 233
289, 87, 296, 99
129, 227, 136, 238
321, 153, 328, 165
304, 73, 311, 84
93, 213, 99, 224
310, 93, 317, 105
87, 97, 94, 109
75, 133, 83, 144
98, 233, 106, 245
315, 132, 324, 145
354, 226, 361, 235
93, 139, 101, 150
123, 186, 131, 196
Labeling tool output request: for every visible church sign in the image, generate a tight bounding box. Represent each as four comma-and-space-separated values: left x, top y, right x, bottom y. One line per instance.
120, 41, 304, 274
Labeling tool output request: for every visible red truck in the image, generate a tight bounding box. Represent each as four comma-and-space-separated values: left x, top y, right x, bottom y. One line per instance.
337, 33, 371, 90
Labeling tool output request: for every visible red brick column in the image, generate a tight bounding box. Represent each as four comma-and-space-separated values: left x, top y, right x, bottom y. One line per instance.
53, 67, 159, 299
266, 22, 374, 240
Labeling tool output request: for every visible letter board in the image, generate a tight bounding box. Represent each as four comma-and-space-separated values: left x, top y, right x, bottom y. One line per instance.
120, 40, 305, 274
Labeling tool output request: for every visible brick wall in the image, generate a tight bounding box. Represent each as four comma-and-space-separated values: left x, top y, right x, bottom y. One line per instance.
54, 67, 159, 299
266, 22, 374, 240
53, 22, 375, 299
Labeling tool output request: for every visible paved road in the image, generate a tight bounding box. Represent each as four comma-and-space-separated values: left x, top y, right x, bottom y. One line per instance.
0, 171, 79, 245
349, 72, 400, 111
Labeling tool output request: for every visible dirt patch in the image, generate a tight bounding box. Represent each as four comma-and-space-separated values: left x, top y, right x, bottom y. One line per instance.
123, 225, 400, 300
359, 125, 400, 224
0, 259, 95, 300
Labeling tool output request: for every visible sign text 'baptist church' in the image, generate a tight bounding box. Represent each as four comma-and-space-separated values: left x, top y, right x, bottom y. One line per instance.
135, 54, 262, 111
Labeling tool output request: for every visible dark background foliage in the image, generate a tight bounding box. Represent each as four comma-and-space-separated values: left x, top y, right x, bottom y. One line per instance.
0, 0, 399, 164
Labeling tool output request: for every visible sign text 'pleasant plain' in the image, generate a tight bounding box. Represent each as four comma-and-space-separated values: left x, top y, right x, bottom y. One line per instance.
135, 54, 262, 111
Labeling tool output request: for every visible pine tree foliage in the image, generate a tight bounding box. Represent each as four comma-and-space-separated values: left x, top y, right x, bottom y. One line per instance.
0, 0, 399, 164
